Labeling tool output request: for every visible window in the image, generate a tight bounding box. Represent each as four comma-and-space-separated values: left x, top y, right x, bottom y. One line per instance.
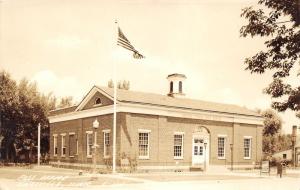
61, 134, 66, 157
170, 82, 173, 93
95, 97, 102, 105
218, 137, 225, 159
283, 154, 287, 159
199, 146, 203, 156
103, 130, 110, 158
174, 134, 184, 159
86, 132, 93, 157
179, 81, 182, 93
139, 131, 150, 159
244, 137, 252, 159
69, 133, 76, 157
53, 135, 58, 156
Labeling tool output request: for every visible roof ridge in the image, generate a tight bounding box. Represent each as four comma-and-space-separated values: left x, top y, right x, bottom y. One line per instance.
96, 85, 256, 113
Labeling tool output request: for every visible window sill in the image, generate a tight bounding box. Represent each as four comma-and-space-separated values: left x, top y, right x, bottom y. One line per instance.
87, 155, 92, 158
174, 157, 183, 160
244, 157, 251, 160
218, 157, 226, 160
103, 156, 110, 159
139, 156, 149, 160
69, 156, 75, 158
61, 155, 66, 158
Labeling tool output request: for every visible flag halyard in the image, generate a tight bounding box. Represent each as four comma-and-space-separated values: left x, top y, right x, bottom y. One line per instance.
117, 27, 145, 59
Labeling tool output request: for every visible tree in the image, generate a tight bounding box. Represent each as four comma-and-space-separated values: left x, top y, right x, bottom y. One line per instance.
57, 96, 73, 109
0, 71, 19, 160
0, 70, 57, 162
261, 109, 282, 136
107, 79, 130, 90
260, 109, 293, 156
240, 0, 300, 117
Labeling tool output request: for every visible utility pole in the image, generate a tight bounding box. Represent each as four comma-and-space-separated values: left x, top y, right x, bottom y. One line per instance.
37, 123, 41, 166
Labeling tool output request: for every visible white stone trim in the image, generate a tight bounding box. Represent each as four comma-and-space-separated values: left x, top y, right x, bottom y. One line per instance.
60, 133, 66, 136
218, 134, 227, 137
49, 102, 263, 125
102, 129, 111, 133
53, 134, 58, 137
49, 161, 107, 169
138, 129, 151, 133
174, 131, 185, 135
69, 132, 75, 135
86, 131, 93, 134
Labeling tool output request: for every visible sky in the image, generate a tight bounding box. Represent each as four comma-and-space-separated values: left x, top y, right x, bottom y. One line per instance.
0, 0, 299, 133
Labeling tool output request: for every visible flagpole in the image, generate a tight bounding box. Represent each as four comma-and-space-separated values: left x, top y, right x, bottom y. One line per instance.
112, 20, 118, 173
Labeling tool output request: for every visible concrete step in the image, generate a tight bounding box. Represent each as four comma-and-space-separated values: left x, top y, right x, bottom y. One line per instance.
189, 165, 204, 172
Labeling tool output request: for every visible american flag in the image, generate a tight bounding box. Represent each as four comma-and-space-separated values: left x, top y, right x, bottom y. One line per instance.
117, 27, 145, 59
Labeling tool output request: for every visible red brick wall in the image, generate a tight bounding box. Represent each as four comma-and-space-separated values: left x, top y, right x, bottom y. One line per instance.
50, 112, 262, 168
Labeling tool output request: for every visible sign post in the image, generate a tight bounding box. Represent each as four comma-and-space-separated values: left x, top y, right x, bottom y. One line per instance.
260, 160, 270, 176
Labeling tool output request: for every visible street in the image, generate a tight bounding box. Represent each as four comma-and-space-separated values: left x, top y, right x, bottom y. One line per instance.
0, 166, 299, 190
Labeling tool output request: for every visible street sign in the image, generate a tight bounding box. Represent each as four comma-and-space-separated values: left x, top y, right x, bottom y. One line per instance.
261, 160, 270, 175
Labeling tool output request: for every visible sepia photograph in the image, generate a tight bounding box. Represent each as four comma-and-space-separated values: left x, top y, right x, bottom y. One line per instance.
0, 0, 300, 189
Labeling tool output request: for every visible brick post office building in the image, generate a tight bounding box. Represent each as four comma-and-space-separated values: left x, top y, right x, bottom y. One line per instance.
49, 74, 263, 171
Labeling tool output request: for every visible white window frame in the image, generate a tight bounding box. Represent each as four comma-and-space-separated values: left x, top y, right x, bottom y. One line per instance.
243, 136, 252, 159
61, 133, 66, 157
174, 132, 184, 159
68, 132, 75, 157
86, 131, 93, 158
103, 129, 111, 158
217, 134, 227, 159
138, 129, 151, 159
53, 134, 58, 157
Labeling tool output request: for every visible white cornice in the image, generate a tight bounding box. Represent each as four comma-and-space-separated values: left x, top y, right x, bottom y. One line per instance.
49, 102, 263, 125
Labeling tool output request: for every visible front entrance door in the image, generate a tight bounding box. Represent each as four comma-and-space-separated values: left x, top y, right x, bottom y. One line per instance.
192, 138, 205, 166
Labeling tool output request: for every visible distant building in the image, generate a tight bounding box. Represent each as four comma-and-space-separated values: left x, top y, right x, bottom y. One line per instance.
292, 125, 300, 166
272, 149, 293, 161
48, 74, 263, 171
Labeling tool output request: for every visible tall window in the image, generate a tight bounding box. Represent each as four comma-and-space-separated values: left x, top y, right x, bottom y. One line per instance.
244, 137, 252, 159
218, 137, 225, 159
139, 132, 150, 159
179, 81, 182, 93
69, 133, 76, 157
103, 131, 110, 158
53, 135, 58, 156
170, 82, 173, 93
61, 134, 66, 156
86, 132, 93, 157
174, 134, 184, 159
